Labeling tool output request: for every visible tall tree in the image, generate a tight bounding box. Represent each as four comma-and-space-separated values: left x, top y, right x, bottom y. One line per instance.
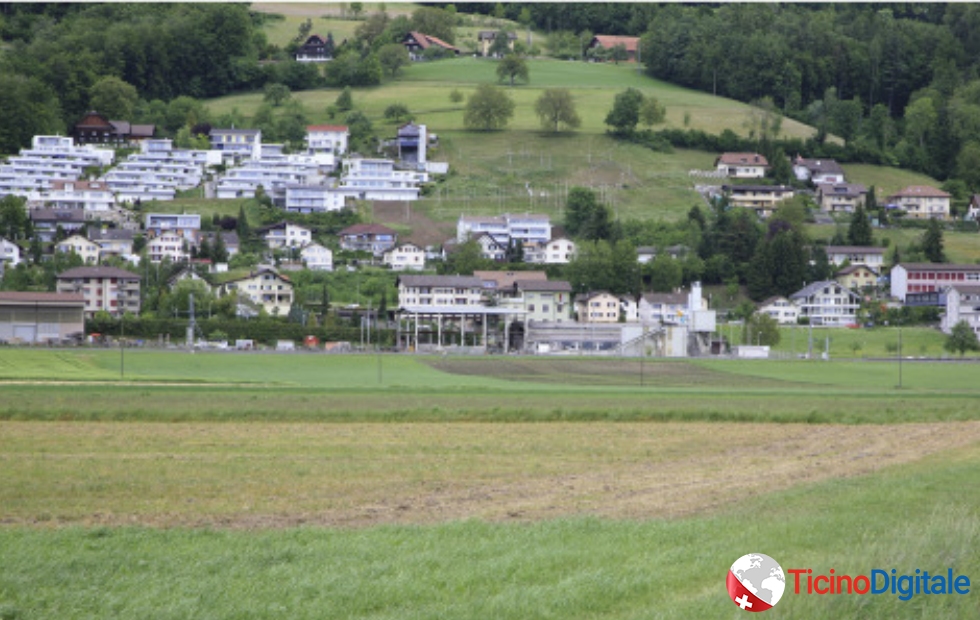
847, 204, 874, 246
564, 187, 602, 238
496, 54, 529, 87
639, 97, 667, 128
463, 83, 515, 131
534, 88, 581, 132
921, 218, 946, 262
263, 83, 291, 107
378, 43, 410, 78
604, 88, 644, 135
89, 76, 139, 120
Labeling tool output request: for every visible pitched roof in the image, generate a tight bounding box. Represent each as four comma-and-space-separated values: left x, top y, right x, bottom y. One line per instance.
516, 280, 572, 293
338, 223, 397, 236
590, 35, 640, 53
790, 280, 858, 300
89, 228, 135, 242
816, 182, 867, 197
397, 275, 483, 289
948, 285, 980, 295
758, 295, 791, 308
57, 266, 141, 280
836, 264, 879, 276
887, 185, 951, 199
642, 292, 687, 305
474, 270, 548, 288
405, 31, 460, 53
716, 152, 769, 167
794, 157, 844, 175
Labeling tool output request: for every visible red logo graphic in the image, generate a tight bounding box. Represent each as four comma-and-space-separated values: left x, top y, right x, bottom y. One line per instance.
728, 553, 785, 612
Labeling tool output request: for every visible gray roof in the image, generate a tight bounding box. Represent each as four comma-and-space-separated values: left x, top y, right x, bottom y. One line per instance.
57, 266, 141, 280
790, 280, 859, 301
824, 245, 884, 255
89, 229, 135, 242
211, 128, 260, 136
516, 280, 572, 293
397, 275, 484, 289
30, 208, 85, 223
642, 292, 687, 305
796, 158, 844, 174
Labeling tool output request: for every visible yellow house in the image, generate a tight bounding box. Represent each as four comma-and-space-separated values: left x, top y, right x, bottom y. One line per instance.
574, 291, 621, 323
835, 264, 879, 291
217, 267, 294, 316
886, 185, 951, 220
55, 234, 100, 265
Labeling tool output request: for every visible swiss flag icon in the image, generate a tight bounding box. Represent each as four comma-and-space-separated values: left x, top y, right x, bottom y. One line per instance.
727, 571, 774, 612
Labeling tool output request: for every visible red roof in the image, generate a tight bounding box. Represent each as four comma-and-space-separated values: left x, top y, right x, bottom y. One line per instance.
307, 125, 349, 132
591, 35, 640, 53
406, 31, 460, 54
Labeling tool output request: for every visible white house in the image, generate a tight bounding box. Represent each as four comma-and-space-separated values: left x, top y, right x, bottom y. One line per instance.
145, 213, 201, 243
306, 125, 348, 168
0, 237, 22, 266
146, 232, 189, 264
457, 213, 552, 246
300, 242, 333, 271
715, 152, 768, 178
474, 233, 509, 261
396, 274, 484, 308
886, 186, 951, 220
758, 296, 800, 324
264, 222, 312, 249
284, 184, 347, 213
337, 158, 426, 201
383, 243, 426, 271
540, 237, 576, 264
823, 245, 885, 270
793, 157, 846, 184
789, 281, 861, 326
210, 128, 262, 160
941, 285, 980, 337
42, 180, 115, 217
55, 234, 100, 265
216, 266, 294, 316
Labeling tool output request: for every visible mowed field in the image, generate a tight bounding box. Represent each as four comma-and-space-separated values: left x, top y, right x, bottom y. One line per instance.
1, 349, 980, 618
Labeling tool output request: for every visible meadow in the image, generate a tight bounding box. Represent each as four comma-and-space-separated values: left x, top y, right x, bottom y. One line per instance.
2, 349, 980, 618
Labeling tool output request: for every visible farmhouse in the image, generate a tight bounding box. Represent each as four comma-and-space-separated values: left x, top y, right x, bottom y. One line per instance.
890, 263, 980, 302
478, 30, 517, 56
295, 34, 332, 62
0, 292, 85, 344
56, 266, 141, 318
715, 152, 768, 178
588, 35, 640, 62
886, 186, 951, 220
401, 31, 460, 60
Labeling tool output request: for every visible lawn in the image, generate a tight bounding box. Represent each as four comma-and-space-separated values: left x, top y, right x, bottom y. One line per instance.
805, 223, 980, 264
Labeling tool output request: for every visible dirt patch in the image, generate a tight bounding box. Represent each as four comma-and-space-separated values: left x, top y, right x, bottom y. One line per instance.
4, 421, 979, 529
369, 201, 455, 248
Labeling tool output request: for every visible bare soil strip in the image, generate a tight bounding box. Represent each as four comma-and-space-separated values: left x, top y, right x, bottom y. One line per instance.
3, 422, 979, 529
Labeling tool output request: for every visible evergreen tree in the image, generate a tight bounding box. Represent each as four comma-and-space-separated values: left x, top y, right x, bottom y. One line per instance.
847, 204, 874, 246
746, 238, 774, 301
213, 234, 229, 263
237, 205, 250, 241
808, 246, 832, 282
921, 218, 946, 262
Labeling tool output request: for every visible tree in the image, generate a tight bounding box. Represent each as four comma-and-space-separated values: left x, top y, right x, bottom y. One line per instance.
847, 204, 874, 246
383, 103, 412, 124
648, 254, 683, 293
378, 43, 410, 78
743, 312, 781, 346
534, 88, 581, 132
335, 86, 354, 111
463, 83, 515, 131
410, 6, 455, 44
604, 87, 644, 135
345, 110, 375, 153
449, 89, 464, 104
488, 29, 513, 57
639, 97, 666, 128
89, 76, 139, 120
945, 320, 980, 356
496, 54, 529, 87
921, 218, 946, 263
564, 187, 602, 238
608, 43, 629, 64
263, 83, 291, 107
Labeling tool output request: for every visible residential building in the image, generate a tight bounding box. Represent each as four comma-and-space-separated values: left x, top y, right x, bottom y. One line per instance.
209, 128, 262, 160
967, 194, 980, 221
305, 125, 348, 168
816, 183, 868, 213
397, 123, 427, 167
383, 243, 426, 271
474, 233, 509, 261
793, 157, 846, 184
263, 222, 312, 249
0, 292, 85, 343
337, 158, 426, 201
145, 213, 201, 243
401, 31, 460, 60
514, 280, 574, 323
146, 232, 189, 264
300, 242, 333, 271
715, 153, 769, 178
587, 35, 641, 62
478, 30, 517, 56
55, 234, 100, 265
0, 237, 21, 266
456, 213, 552, 246
198, 231, 240, 258
216, 266, 294, 316
56, 266, 141, 318
758, 296, 800, 324
789, 281, 861, 326
475, 270, 548, 297
284, 184, 347, 213
890, 263, 980, 302
397, 275, 484, 307
574, 291, 621, 323
941, 285, 980, 336
89, 228, 136, 260
539, 237, 576, 264
823, 245, 885, 269
41, 180, 115, 217
30, 208, 86, 242
638, 291, 689, 325
722, 185, 794, 217
70, 111, 116, 144
295, 34, 332, 62
338, 223, 398, 255
836, 264, 879, 291
886, 186, 951, 220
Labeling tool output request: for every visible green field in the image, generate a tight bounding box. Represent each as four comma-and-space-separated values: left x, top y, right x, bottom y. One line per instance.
1, 349, 979, 618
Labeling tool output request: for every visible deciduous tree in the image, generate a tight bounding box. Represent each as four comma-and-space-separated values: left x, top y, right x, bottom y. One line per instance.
463, 83, 515, 131
945, 320, 980, 356
496, 54, 529, 87
604, 88, 644, 135
89, 76, 139, 120
534, 88, 581, 132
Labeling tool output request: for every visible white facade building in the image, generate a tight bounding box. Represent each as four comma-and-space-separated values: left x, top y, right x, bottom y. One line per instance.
55, 235, 101, 265
284, 184, 347, 213
210, 128, 262, 160
941, 285, 980, 337
146, 232, 189, 264
42, 180, 115, 217
789, 281, 861, 326
0, 237, 22, 266
337, 158, 426, 201
300, 242, 333, 271
457, 213, 552, 246
306, 125, 348, 169
145, 213, 201, 243
264, 222, 312, 249
383, 243, 426, 271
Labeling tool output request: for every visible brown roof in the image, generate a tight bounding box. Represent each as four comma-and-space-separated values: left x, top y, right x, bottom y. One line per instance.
57, 266, 141, 280
590, 35, 640, 53
716, 152, 769, 167
887, 185, 951, 199
516, 280, 572, 293
405, 31, 460, 53
339, 223, 397, 236
474, 270, 548, 289
0, 292, 84, 304
836, 264, 879, 276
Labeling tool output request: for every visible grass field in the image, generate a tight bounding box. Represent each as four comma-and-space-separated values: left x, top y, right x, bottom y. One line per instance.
3, 350, 979, 618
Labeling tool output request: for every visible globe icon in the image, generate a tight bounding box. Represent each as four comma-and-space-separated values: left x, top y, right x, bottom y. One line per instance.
728, 553, 785, 611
